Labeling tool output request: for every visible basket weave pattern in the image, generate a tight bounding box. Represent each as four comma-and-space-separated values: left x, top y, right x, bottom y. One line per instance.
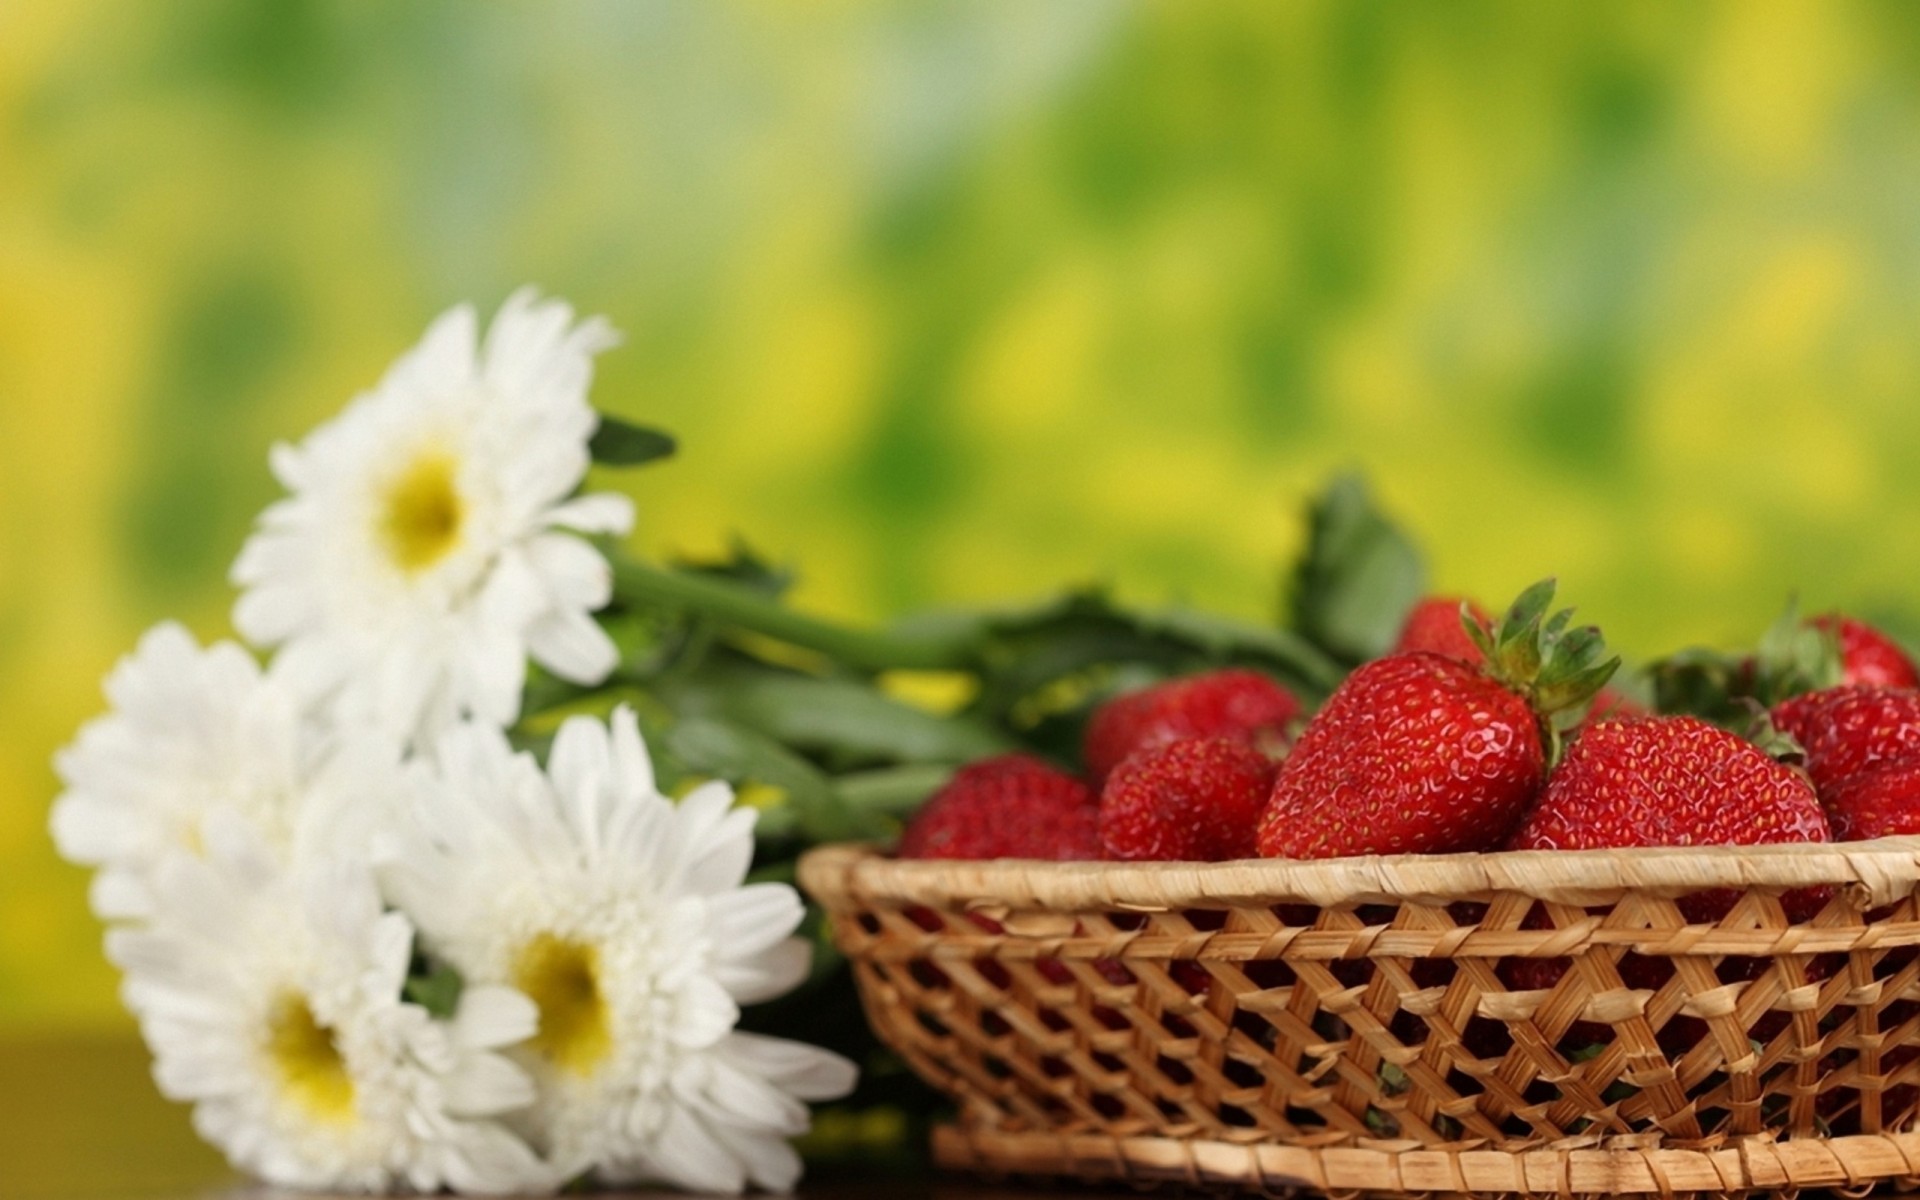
799, 840, 1920, 1196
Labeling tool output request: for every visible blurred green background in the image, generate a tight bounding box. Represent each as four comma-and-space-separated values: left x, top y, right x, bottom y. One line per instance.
10, 0, 1920, 1034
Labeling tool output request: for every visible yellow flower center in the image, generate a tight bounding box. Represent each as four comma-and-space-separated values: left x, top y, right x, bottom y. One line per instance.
378, 451, 465, 572
265, 993, 355, 1122
514, 934, 613, 1076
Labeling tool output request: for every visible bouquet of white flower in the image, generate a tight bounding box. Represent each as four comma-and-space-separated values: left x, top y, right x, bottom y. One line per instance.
51, 292, 863, 1195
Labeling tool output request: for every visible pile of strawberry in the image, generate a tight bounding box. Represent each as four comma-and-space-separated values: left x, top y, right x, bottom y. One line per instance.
898, 580, 1920, 867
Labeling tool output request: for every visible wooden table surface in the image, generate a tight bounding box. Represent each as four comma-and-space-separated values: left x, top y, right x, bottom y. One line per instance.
0, 1034, 1149, 1200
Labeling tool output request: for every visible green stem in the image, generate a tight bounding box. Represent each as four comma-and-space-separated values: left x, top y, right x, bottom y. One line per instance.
609, 555, 979, 672
833, 763, 954, 815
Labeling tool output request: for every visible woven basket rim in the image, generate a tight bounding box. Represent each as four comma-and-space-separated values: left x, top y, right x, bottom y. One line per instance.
797, 837, 1920, 911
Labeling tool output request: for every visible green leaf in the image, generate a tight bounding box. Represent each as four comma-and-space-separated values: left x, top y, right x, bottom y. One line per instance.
973, 587, 1343, 702
664, 717, 874, 841
1540, 658, 1621, 730
1542, 608, 1574, 640
1464, 604, 1499, 662
1496, 579, 1557, 654
833, 763, 955, 816
404, 962, 464, 1019
1287, 474, 1428, 665
1650, 599, 1842, 725
1752, 602, 1842, 702
695, 671, 1011, 765
589, 414, 677, 467
1534, 625, 1603, 690
1138, 605, 1345, 692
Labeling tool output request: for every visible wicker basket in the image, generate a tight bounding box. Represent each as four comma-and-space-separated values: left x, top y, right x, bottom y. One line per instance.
798, 838, 1920, 1198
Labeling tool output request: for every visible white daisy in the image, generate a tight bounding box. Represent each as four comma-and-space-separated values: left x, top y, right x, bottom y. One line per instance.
231, 288, 635, 751
380, 708, 857, 1192
49, 621, 395, 920
107, 817, 555, 1194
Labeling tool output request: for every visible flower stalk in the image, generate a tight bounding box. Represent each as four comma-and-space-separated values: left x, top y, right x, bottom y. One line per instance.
608, 553, 980, 672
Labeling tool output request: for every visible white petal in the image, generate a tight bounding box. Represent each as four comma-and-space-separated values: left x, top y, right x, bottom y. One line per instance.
607, 704, 657, 798
547, 492, 635, 535
722, 1032, 860, 1102
646, 1106, 748, 1195
714, 1124, 805, 1194
548, 714, 612, 853
462, 621, 530, 728
230, 580, 309, 646
525, 608, 619, 686
452, 985, 540, 1050
706, 884, 806, 962
684, 1053, 811, 1134
671, 974, 740, 1050
89, 869, 151, 920
440, 1125, 560, 1195
382, 302, 479, 399
524, 534, 613, 611
441, 1051, 535, 1118
477, 548, 550, 633
714, 938, 812, 1006
48, 794, 127, 864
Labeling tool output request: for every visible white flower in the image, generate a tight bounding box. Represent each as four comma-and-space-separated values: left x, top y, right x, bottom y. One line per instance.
231, 289, 635, 751
50, 622, 395, 920
380, 708, 857, 1192
108, 818, 555, 1194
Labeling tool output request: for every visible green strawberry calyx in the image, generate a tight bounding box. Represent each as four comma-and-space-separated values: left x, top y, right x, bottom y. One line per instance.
1464, 578, 1621, 762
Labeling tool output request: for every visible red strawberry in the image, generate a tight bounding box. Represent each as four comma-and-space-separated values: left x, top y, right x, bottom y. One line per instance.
1509, 717, 1828, 851
1771, 686, 1920, 792
1810, 614, 1920, 689
1258, 580, 1617, 858
1390, 595, 1492, 664
1082, 669, 1301, 783
1820, 758, 1920, 840
898, 755, 1099, 860
1100, 738, 1278, 861
1509, 716, 1830, 927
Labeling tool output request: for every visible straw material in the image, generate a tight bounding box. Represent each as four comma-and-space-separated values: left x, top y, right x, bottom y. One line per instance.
798, 839, 1920, 1197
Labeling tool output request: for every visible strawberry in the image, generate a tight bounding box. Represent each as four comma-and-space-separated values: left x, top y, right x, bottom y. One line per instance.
1082, 669, 1301, 784
1390, 595, 1492, 664
1099, 738, 1278, 861
897, 754, 1100, 860
1509, 716, 1830, 929
1818, 758, 1920, 840
1258, 580, 1617, 858
1810, 614, 1920, 689
1508, 716, 1829, 852
1771, 686, 1920, 792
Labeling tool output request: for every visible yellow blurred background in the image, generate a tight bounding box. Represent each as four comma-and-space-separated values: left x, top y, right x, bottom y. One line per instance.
9, 0, 1920, 1034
